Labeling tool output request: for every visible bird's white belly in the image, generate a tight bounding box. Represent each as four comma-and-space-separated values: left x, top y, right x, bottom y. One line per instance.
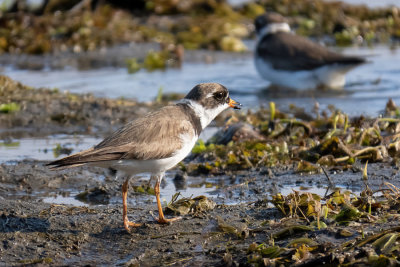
255, 57, 348, 90
97, 134, 198, 176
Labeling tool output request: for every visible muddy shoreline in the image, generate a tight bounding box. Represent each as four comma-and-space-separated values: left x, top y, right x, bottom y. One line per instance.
2, 0, 400, 264
1, 159, 400, 266
1, 75, 400, 265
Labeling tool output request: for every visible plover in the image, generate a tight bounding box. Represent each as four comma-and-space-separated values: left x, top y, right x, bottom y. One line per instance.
47, 83, 241, 231
254, 12, 366, 90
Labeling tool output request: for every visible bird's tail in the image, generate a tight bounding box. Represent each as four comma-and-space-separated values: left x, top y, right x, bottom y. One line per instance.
46, 147, 124, 170
46, 149, 92, 170
335, 56, 367, 66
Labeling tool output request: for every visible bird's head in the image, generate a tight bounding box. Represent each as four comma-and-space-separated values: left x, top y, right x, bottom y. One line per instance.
255, 12, 290, 36
183, 83, 241, 128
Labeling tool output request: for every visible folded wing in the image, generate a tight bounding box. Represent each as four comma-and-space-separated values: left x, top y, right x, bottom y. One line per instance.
257, 32, 365, 71
47, 105, 195, 170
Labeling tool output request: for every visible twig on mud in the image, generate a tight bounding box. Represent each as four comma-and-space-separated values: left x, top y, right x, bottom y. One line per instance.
242, 149, 254, 168
321, 167, 335, 197
165, 257, 194, 266
354, 146, 384, 157
384, 182, 400, 195
150, 231, 202, 239
292, 193, 310, 223
334, 156, 350, 163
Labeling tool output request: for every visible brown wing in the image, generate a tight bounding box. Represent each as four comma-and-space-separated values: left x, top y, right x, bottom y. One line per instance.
257, 32, 365, 71
47, 105, 198, 169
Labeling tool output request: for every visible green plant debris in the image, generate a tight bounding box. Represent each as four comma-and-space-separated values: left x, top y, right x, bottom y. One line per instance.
0, 102, 20, 113
269, 101, 276, 121
219, 36, 247, 52
335, 204, 361, 224
165, 194, 216, 215
143, 50, 168, 70
189, 99, 400, 176
18, 258, 53, 264
339, 229, 354, 237
286, 237, 318, 248
0, 141, 20, 147
216, 215, 242, 237
264, 180, 400, 252
132, 184, 155, 195
75, 187, 110, 205
272, 225, 313, 240
126, 58, 141, 74
52, 144, 73, 158
372, 233, 400, 255
156, 86, 164, 103
192, 139, 207, 154
247, 203, 400, 266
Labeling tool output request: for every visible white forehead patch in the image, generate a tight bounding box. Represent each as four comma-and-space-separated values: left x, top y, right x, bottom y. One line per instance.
205, 92, 215, 98
258, 22, 291, 39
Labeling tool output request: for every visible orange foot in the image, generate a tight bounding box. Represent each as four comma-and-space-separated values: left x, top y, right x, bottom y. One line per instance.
124, 220, 142, 232
157, 216, 182, 224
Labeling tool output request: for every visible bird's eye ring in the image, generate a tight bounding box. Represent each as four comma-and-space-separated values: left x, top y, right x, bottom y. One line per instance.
214, 92, 225, 101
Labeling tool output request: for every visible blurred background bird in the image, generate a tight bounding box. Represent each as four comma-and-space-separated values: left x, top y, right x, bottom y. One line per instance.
254, 12, 366, 90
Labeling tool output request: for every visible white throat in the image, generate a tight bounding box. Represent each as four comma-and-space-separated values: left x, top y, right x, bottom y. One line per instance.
179, 99, 229, 129
258, 22, 291, 40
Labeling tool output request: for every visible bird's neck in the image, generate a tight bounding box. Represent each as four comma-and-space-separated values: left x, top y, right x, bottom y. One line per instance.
178, 99, 228, 129
258, 22, 291, 39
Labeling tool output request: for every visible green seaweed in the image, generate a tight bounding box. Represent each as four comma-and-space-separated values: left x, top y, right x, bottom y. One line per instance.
126, 58, 141, 74
335, 204, 361, 224
0, 102, 20, 113
143, 50, 168, 70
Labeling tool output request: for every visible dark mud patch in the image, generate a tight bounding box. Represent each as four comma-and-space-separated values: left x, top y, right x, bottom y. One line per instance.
0, 199, 276, 266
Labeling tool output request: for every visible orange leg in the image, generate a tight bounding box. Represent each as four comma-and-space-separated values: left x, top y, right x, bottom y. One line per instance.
154, 180, 181, 224
122, 178, 141, 232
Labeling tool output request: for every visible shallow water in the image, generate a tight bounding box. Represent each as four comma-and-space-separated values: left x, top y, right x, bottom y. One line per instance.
279, 185, 362, 196
42, 194, 88, 206
39, 182, 364, 207
2, 44, 400, 206
0, 134, 102, 162
3, 45, 400, 116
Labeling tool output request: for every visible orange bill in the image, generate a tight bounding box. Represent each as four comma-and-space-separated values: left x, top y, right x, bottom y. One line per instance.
228, 98, 241, 109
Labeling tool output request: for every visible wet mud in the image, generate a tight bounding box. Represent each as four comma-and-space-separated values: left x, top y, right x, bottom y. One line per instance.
2, 75, 400, 265
2, 0, 400, 264
1, 158, 400, 265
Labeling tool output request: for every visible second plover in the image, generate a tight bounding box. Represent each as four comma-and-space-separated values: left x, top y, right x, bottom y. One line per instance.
254, 12, 366, 90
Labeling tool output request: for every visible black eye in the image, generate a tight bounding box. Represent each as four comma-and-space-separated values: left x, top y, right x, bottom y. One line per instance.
214, 91, 226, 101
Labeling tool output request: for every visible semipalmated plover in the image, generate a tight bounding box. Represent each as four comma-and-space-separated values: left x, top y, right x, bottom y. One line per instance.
47, 83, 241, 231
254, 12, 366, 90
